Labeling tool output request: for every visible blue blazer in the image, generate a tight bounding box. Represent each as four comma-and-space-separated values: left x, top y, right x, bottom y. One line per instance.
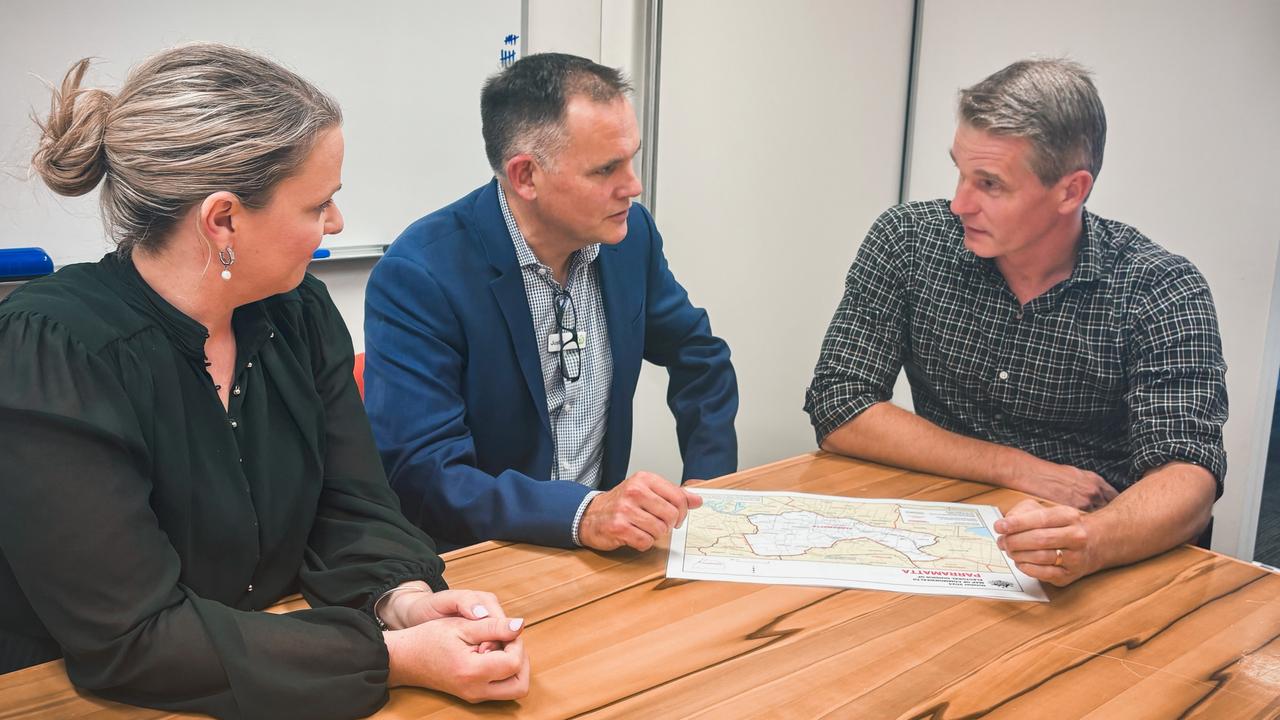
365, 180, 738, 550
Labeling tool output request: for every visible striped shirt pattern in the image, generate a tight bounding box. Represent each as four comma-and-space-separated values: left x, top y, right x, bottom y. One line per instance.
805, 199, 1228, 493
497, 185, 613, 491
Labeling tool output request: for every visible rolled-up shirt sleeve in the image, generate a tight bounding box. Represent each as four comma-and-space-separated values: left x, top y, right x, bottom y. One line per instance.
805, 208, 913, 443
1123, 261, 1228, 495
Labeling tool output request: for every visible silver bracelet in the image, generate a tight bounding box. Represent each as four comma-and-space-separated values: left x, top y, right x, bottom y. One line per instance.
373, 584, 430, 630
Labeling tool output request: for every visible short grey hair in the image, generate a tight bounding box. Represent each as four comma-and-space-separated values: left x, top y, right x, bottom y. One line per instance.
31, 43, 341, 254
481, 53, 632, 175
958, 58, 1106, 187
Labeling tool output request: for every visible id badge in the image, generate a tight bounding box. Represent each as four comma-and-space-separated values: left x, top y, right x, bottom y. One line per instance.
547, 330, 585, 353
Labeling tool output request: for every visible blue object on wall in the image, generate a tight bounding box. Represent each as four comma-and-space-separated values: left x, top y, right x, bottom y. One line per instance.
311, 248, 331, 260
0, 247, 54, 281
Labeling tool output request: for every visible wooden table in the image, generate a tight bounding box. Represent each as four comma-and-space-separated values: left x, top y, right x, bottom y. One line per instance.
3, 453, 1278, 719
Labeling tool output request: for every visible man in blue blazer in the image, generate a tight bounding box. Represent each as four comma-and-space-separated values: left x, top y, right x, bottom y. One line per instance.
365, 53, 738, 552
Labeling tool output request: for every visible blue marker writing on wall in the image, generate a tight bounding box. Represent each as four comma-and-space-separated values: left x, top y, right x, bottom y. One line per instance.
500, 33, 520, 68
0, 247, 54, 281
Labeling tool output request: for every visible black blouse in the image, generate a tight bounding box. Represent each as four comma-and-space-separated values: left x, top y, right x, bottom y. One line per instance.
0, 253, 446, 719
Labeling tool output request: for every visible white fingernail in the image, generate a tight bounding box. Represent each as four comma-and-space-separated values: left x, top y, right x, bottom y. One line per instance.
509, 618, 524, 632
473, 605, 489, 618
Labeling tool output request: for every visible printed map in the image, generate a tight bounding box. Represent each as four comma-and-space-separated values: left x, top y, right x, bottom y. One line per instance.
667, 489, 1047, 602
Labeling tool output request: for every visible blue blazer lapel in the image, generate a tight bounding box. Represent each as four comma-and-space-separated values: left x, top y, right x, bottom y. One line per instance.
473, 181, 551, 434
597, 242, 642, 487
597, 244, 640, 382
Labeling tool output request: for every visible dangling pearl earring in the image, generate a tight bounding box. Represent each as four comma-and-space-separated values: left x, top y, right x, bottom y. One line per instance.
218, 246, 236, 281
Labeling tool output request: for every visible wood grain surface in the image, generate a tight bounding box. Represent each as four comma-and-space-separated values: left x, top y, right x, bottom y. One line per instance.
3, 453, 1277, 719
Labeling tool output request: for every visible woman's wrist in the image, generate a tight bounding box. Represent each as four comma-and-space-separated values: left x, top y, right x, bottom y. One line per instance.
373, 581, 434, 630
382, 629, 409, 687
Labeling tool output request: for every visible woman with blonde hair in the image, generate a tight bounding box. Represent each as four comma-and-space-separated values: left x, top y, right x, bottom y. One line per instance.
0, 43, 528, 718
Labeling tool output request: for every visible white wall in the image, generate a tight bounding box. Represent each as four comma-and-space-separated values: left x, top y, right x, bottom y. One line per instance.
633, 1, 915, 480
904, 0, 1280, 559
526, 0, 603, 60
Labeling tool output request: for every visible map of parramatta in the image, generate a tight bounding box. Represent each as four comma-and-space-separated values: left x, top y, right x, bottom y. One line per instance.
666, 489, 1047, 602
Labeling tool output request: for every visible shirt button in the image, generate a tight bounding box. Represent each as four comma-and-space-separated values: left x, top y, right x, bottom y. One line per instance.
1014, 311, 1024, 321
994, 413, 1005, 422
269, 332, 275, 339
246, 361, 254, 369
232, 385, 242, 396
230, 419, 239, 428
246, 584, 254, 593
997, 371, 1009, 380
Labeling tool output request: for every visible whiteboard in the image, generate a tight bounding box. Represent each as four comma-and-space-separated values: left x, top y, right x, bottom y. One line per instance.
0, 0, 521, 267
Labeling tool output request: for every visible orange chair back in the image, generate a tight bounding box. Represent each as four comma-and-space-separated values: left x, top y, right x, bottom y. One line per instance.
353, 352, 366, 401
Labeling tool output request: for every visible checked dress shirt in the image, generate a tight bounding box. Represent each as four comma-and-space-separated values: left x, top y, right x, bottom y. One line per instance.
805, 200, 1227, 494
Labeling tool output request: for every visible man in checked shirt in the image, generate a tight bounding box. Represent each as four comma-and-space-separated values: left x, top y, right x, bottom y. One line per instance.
805, 58, 1227, 586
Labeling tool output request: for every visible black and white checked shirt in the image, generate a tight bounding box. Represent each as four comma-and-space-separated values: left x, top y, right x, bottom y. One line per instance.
497, 186, 613, 493
805, 200, 1227, 494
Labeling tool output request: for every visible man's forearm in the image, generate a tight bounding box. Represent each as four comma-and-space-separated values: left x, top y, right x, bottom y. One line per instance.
820, 401, 1029, 489
1082, 462, 1216, 571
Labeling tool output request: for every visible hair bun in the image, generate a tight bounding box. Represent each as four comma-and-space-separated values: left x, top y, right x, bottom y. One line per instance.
31, 58, 115, 197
